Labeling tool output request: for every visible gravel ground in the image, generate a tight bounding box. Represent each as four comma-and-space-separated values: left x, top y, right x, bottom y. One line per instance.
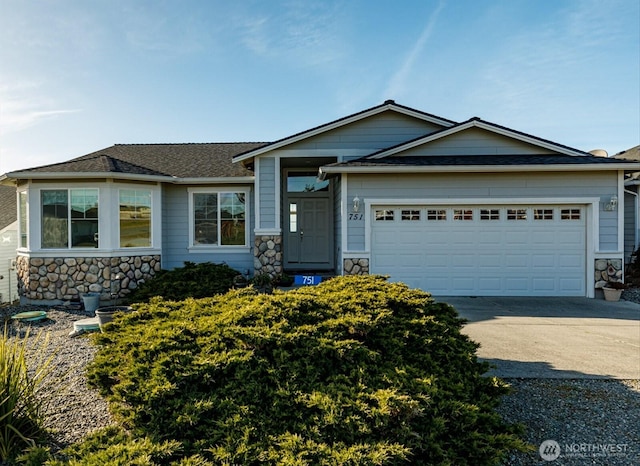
1, 304, 115, 453
1, 302, 638, 464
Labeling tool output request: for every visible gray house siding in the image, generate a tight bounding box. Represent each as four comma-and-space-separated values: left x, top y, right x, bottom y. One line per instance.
162, 184, 254, 274
286, 112, 446, 161
623, 191, 637, 263
345, 171, 619, 252
258, 157, 277, 230
398, 127, 557, 156
0, 222, 18, 303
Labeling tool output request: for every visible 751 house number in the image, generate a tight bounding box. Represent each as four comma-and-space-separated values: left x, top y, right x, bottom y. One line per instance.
348, 213, 364, 221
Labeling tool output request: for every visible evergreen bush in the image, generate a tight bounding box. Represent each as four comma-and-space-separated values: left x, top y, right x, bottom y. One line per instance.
87, 275, 527, 465
124, 261, 241, 303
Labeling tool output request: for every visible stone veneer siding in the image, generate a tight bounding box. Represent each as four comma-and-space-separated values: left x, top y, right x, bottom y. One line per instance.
254, 235, 282, 277
343, 258, 369, 275
16, 255, 161, 301
594, 258, 623, 288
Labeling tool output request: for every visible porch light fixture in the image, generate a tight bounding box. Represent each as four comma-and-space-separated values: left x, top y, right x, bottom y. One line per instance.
604, 195, 618, 211
352, 195, 361, 213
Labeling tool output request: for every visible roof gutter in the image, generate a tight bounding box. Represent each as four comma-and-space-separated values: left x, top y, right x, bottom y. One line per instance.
1, 172, 255, 184
319, 163, 640, 176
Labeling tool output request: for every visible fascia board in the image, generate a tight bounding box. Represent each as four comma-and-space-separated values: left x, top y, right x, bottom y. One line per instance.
320, 164, 639, 175
4, 172, 255, 185
232, 103, 455, 163
368, 120, 589, 159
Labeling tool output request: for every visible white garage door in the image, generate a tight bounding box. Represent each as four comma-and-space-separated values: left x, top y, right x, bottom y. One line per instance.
371, 205, 586, 296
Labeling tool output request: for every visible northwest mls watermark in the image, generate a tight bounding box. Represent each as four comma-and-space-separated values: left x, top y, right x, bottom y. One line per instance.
539, 439, 631, 461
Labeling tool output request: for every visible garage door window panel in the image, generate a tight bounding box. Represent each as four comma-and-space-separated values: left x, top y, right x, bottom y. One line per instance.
453, 209, 473, 221
480, 209, 500, 220
534, 209, 553, 220
401, 210, 420, 221
507, 209, 527, 220
427, 209, 446, 220
561, 209, 581, 220
375, 210, 394, 221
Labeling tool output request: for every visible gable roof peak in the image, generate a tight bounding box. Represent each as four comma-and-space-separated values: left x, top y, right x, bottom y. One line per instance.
384, 99, 396, 105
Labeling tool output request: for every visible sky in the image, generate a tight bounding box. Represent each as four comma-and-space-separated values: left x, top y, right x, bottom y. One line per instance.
0, 0, 638, 175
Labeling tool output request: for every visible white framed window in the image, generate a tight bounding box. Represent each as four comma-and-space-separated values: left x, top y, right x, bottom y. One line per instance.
480, 209, 500, 220
427, 209, 446, 221
19, 191, 28, 248
41, 188, 99, 248
453, 209, 473, 221
189, 189, 249, 247
534, 208, 553, 220
401, 209, 420, 221
119, 189, 152, 247
561, 208, 581, 220
507, 208, 527, 220
375, 209, 394, 221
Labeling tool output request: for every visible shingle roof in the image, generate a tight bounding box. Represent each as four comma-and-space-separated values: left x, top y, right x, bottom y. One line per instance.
0, 185, 17, 230
324, 153, 637, 169
14, 143, 268, 179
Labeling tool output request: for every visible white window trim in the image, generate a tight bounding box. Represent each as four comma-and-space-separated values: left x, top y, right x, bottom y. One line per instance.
23, 182, 161, 254
188, 187, 251, 252
118, 187, 154, 250
39, 187, 100, 250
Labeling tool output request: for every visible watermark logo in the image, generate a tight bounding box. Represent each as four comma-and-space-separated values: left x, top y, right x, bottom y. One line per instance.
539, 439, 630, 461
539, 440, 561, 461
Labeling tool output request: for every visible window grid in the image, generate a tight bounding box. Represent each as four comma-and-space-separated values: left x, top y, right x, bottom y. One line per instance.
534, 209, 554, 220
453, 209, 473, 221
507, 209, 527, 220
401, 209, 420, 221
480, 209, 500, 220
375, 210, 394, 221
427, 209, 446, 221
561, 208, 581, 220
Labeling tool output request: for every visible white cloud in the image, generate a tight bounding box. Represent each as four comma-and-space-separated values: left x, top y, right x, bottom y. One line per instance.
238, 1, 348, 67
383, 1, 445, 99
0, 84, 81, 135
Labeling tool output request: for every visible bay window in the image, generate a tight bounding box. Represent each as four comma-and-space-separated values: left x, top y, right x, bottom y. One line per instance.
41, 189, 98, 248
120, 189, 152, 247
19, 191, 27, 248
191, 190, 247, 247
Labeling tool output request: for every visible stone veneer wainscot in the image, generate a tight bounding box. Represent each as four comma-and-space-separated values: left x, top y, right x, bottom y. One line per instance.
254, 235, 283, 278
343, 258, 370, 275
16, 255, 161, 302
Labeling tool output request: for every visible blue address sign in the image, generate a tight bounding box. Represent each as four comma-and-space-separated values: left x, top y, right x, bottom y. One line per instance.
294, 275, 323, 286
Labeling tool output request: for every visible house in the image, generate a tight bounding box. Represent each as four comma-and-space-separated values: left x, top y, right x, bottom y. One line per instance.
1, 100, 638, 303
0, 185, 18, 303
614, 145, 640, 266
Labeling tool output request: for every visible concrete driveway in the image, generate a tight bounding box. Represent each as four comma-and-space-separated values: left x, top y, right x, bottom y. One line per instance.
434, 296, 640, 379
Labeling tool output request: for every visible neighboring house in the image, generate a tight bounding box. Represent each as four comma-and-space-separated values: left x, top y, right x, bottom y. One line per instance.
1, 100, 639, 303
614, 145, 640, 265
0, 185, 18, 303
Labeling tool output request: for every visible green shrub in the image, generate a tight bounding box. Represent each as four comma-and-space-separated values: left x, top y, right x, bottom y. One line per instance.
125, 262, 241, 303
0, 327, 55, 461
88, 275, 527, 465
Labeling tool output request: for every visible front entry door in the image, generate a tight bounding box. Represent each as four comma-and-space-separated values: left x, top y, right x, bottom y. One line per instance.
284, 172, 333, 270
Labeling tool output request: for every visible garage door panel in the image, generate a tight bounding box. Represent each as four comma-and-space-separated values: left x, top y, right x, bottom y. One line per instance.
424, 254, 449, 267
370, 204, 586, 297
532, 278, 556, 291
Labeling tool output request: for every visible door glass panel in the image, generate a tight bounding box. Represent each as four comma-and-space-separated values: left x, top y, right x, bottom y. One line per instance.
287, 173, 329, 193
289, 202, 297, 232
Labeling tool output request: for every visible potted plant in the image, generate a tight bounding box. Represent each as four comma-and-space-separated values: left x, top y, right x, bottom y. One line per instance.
602, 281, 626, 302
